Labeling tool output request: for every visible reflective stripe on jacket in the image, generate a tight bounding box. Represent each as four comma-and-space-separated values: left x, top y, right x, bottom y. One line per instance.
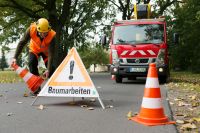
29, 23, 56, 57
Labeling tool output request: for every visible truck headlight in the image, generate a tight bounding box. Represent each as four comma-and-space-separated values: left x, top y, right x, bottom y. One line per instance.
156, 49, 165, 66
112, 49, 119, 65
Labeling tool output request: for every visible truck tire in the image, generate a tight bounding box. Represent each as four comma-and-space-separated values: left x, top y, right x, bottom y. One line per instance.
159, 68, 170, 84
115, 75, 122, 83
159, 76, 167, 84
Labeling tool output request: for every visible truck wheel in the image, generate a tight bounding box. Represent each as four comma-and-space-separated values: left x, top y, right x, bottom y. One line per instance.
159, 76, 167, 84
115, 75, 122, 83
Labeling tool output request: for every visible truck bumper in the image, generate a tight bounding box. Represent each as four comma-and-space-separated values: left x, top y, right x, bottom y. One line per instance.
110, 64, 169, 78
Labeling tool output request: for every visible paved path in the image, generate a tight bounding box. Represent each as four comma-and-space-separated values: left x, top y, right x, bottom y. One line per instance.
0, 73, 177, 133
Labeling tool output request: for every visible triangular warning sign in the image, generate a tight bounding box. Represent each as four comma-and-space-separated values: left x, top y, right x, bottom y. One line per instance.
35, 47, 105, 109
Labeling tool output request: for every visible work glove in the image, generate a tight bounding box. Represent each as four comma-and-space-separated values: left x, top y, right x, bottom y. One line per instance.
43, 70, 49, 79
11, 58, 17, 67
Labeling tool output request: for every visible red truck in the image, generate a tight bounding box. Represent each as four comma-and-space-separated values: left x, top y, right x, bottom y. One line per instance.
110, 18, 168, 83
101, 4, 178, 83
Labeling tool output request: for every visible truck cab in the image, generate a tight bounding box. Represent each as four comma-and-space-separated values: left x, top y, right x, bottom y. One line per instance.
110, 18, 169, 83
105, 4, 170, 83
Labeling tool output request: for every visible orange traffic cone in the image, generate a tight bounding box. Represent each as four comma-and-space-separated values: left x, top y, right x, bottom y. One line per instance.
11, 64, 44, 94
130, 63, 175, 126
111, 75, 116, 80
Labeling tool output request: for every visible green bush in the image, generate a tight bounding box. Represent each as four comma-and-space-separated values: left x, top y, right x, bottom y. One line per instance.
78, 44, 109, 69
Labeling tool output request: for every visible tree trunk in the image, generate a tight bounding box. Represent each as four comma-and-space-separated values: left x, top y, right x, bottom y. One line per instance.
47, 0, 71, 69
94, 64, 96, 72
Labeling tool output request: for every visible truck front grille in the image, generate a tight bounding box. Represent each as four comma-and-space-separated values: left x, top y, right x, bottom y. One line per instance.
127, 59, 148, 63
120, 58, 156, 65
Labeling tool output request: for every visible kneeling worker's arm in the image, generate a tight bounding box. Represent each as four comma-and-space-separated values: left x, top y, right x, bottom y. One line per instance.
14, 28, 31, 59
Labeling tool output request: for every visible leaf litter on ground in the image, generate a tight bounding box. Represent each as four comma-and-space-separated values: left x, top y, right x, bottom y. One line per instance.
167, 71, 200, 132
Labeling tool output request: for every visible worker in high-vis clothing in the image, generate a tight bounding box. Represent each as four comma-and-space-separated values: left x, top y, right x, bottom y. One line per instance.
11, 18, 56, 95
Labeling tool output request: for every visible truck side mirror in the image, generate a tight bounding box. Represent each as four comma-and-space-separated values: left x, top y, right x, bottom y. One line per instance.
100, 35, 107, 46
173, 33, 179, 44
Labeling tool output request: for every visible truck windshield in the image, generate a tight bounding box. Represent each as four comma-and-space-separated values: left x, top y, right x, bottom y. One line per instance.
113, 24, 164, 45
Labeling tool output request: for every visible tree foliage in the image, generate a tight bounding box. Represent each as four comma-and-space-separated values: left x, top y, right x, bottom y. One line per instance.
78, 43, 109, 69
108, 0, 134, 20
171, 0, 200, 73
108, 0, 183, 20
152, 0, 184, 16
0, 0, 111, 68
0, 47, 8, 71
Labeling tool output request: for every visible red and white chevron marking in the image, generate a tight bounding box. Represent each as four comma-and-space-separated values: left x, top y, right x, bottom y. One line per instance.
120, 50, 156, 56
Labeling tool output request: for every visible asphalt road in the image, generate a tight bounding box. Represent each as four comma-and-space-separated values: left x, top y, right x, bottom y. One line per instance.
0, 73, 177, 133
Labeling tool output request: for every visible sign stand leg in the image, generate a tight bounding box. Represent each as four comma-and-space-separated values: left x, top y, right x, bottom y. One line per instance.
98, 97, 105, 109
31, 96, 39, 106
69, 97, 76, 105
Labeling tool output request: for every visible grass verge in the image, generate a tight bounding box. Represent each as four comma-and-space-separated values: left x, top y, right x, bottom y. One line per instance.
0, 71, 22, 83
167, 71, 200, 132
169, 71, 200, 92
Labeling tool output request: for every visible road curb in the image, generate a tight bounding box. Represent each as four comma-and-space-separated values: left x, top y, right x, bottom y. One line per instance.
164, 86, 179, 133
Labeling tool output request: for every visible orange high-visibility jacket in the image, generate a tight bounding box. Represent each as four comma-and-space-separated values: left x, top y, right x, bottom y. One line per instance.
29, 23, 56, 56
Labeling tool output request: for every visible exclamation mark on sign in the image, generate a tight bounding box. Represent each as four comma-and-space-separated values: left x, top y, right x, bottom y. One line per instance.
69, 60, 75, 80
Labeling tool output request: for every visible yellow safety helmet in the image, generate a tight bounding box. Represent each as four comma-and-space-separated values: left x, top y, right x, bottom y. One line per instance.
36, 18, 51, 32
